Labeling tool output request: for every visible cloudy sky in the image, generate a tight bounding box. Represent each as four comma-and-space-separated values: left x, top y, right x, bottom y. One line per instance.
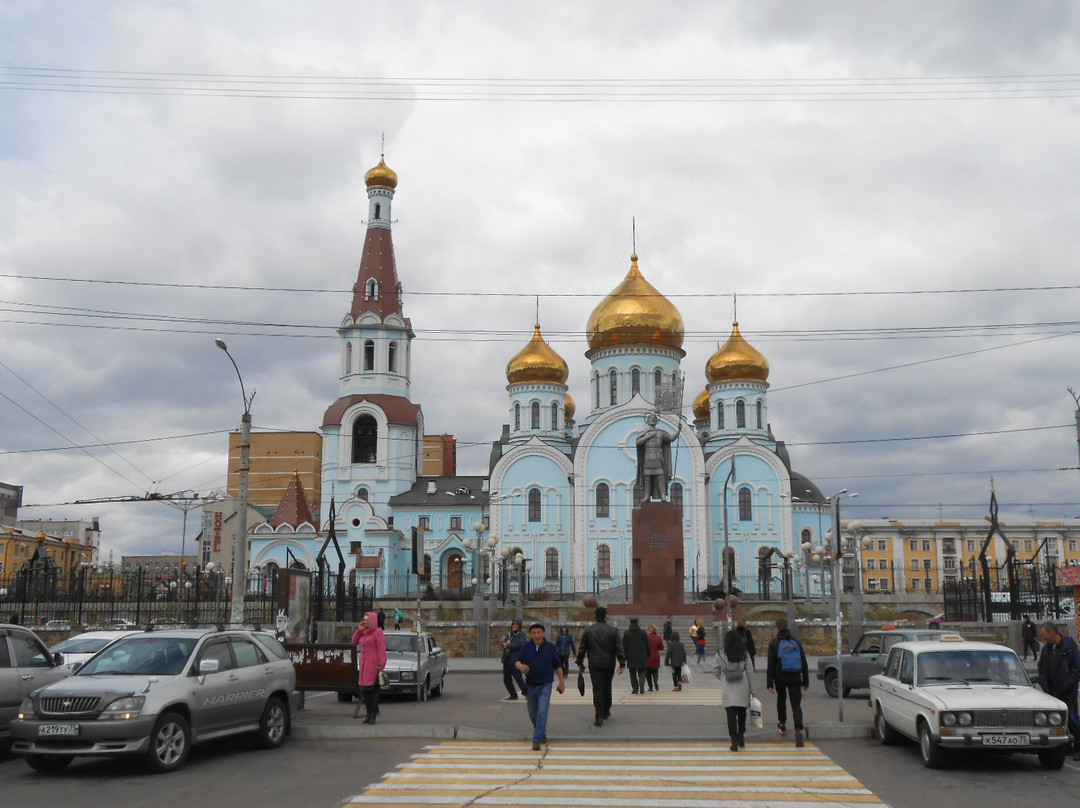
3, 2, 1080, 564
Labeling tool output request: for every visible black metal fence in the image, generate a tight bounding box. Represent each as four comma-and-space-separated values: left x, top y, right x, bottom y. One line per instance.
943, 559, 1068, 623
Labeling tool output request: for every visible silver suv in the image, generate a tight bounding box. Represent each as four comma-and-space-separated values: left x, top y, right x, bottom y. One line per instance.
1, 625, 69, 751
10, 628, 298, 773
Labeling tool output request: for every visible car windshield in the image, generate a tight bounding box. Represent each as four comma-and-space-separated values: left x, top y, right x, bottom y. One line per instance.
916, 649, 1030, 686
385, 635, 420, 654
77, 636, 198, 676
51, 636, 116, 655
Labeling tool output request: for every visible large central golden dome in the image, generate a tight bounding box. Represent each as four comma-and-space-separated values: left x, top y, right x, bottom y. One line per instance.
706, 321, 770, 384
506, 324, 569, 385
586, 254, 684, 351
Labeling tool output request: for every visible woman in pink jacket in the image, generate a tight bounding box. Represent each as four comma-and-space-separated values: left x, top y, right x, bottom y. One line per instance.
351, 611, 387, 724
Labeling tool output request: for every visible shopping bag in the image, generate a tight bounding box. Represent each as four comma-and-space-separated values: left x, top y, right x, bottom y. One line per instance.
749, 695, 763, 729
681, 663, 692, 684
577, 668, 586, 696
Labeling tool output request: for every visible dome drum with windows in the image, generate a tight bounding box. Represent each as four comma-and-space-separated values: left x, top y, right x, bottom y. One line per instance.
506, 324, 569, 385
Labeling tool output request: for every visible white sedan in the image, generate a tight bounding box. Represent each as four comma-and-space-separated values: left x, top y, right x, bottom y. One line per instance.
869, 639, 1070, 769
49, 631, 140, 673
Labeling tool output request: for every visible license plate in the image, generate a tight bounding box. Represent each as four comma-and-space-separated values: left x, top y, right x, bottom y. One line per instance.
982, 733, 1028, 746
39, 724, 79, 737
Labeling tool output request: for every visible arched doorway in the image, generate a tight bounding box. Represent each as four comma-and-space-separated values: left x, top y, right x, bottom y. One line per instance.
445, 552, 466, 591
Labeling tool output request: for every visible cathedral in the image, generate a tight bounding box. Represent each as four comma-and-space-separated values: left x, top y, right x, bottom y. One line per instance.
249, 155, 834, 599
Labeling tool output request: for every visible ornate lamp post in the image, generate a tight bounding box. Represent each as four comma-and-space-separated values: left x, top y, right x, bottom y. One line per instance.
827, 489, 858, 722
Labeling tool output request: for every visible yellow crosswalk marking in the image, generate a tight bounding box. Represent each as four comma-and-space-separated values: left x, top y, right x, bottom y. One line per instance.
344, 741, 889, 808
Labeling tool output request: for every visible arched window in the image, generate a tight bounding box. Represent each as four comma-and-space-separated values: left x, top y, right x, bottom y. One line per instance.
551, 401, 559, 430
738, 487, 753, 521
388, 341, 398, 373
595, 373, 601, 408
800, 528, 811, 549
596, 483, 610, 518
514, 402, 521, 431
671, 482, 683, 513
357, 488, 369, 502
654, 369, 663, 389
632, 484, 643, 511
717, 402, 725, 430
736, 400, 746, 428
531, 402, 541, 430
365, 279, 379, 300
374, 203, 381, 220
545, 548, 559, 581
363, 340, 375, 372
631, 368, 641, 396
609, 369, 618, 406
756, 400, 763, 429
344, 342, 353, 374
597, 544, 612, 578
351, 414, 378, 464
528, 488, 542, 522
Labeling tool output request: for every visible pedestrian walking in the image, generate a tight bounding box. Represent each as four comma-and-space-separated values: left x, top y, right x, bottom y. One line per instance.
554, 625, 576, 675
646, 623, 664, 692
350, 611, 386, 724
662, 615, 673, 643
1021, 615, 1040, 660
692, 617, 708, 665
394, 608, 403, 630
501, 620, 528, 700
716, 628, 755, 751
766, 617, 809, 747
515, 622, 567, 749
623, 617, 651, 694
575, 606, 626, 726
665, 631, 688, 691
376, 607, 386, 630
735, 617, 757, 671
1037, 621, 1080, 759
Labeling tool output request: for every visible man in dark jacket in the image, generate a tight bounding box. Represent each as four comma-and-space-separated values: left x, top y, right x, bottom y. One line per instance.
766, 618, 809, 747
1021, 615, 1039, 660
575, 606, 626, 726
623, 617, 651, 694
665, 631, 688, 691
1037, 622, 1080, 759
501, 620, 528, 700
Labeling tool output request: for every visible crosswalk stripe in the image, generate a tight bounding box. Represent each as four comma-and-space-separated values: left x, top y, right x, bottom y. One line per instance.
344, 741, 888, 808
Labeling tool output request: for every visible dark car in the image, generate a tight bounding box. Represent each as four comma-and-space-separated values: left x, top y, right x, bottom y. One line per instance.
816, 629, 954, 697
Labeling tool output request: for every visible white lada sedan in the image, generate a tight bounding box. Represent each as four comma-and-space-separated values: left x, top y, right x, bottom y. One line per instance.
869, 638, 1069, 769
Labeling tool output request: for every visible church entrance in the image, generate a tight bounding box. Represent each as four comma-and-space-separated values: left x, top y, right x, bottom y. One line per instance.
445, 552, 466, 590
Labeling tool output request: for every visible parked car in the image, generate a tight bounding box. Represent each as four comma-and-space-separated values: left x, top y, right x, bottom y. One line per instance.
10, 628, 299, 773
1, 625, 70, 751
49, 630, 140, 673
380, 630, 448, 700
927, 613, 946, 628
869, 638, 1069, 769
41, 620, 71, 631
816, 629, 952, 697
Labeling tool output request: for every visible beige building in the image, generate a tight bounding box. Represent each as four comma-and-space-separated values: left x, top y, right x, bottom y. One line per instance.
422, 434, 457, 477
226, 431, 321, 513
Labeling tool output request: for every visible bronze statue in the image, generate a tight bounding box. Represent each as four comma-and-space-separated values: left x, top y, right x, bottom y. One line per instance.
636, 412, 675, 501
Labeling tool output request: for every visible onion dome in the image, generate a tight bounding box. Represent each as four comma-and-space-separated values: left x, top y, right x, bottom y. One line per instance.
586, 254, 684, 351
564, 393, 576, 422
705, 321, 770, 384
506, 324, 569, 385
364, 155, 398, 190
692, 388, 710, 422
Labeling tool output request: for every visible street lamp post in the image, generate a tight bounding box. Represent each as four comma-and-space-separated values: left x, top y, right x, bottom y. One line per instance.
721, 457, 737, 629
463, 524, 499, 657
215, 338, 254, 627
827, 489, 858, 722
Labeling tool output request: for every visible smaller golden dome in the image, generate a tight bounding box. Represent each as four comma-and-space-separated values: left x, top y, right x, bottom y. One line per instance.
564, 393, 576, 422
706, 321, 770, 384
692, 388, 711, 422
365, 155, 398, 189
506, 324, 569, 385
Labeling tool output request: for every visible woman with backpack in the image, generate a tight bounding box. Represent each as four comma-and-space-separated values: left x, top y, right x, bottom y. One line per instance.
765, 618, 809, 747
717, 629, 755, 751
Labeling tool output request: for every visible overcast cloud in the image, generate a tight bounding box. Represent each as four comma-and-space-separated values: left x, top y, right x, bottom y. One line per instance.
2, 1, 1080, 563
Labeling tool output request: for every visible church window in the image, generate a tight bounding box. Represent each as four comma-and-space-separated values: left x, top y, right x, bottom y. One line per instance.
357, 488, 368, 502
671, 482, 683, 513
528, 488, 542, 522
514, 403, 521, 431
595, 483, 610, 518
365, 279, 379, 300
597, 544, 612, 578
631, 368, 640, 396
551, 401, 559, 430
632, 484, 643, 511
654, 369, 662, 389
545, 548, 559, 580
717, 402, 725, 430
388, 341, 398, 373
344, 342, 353, 374
351, 414, 378, 464
736, 400, 746, 428
363, 340, 375, 371
609, 370, 618, 406
531, 402, 541, 430
801, 528, 811, 548
374, 203, 381, 220
418, 516, 431, 530
450, 516, 462, 530
595, 373, 601, 408
756, 400, 763, 429
738, 487, 752, 521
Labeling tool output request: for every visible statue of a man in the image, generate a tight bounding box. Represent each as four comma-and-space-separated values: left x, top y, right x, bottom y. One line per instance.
636, 412, 675, 502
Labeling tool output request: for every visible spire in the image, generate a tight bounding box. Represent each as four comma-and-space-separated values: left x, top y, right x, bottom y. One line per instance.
349, 153, 403, 321
270, 470, 318, 530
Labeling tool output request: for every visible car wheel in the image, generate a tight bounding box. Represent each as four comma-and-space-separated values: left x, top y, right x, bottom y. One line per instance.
823, 670, 839, 698
875, 706, 900, 746
918, 721, 946, 769
1038, 746, 1067, 770
257, 697, 288, 749
145, 712, 191, 773
432, 671, 445, 697
421, 675, 430, 702
25, 754, 73, 773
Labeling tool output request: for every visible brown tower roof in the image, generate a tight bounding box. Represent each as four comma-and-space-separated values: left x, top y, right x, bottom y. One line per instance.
270, 471, 318, 530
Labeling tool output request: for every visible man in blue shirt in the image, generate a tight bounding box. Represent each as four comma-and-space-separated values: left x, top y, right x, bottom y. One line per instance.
515, 622, 566, 750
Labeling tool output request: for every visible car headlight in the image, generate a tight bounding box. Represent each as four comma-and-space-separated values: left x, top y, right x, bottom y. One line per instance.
17, 697, 37, 721
1034, 712, 1048, 727
99, 695, 146, 720
1049, 712, 1065, 727
956, 712, 973, 727
400, 671, 417, 682
942, 713, 957, 727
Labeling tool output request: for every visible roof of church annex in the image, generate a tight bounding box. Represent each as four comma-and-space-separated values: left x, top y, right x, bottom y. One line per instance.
586, 253, 684, 352
270, 470, 319, 530
389, 476, 491, 507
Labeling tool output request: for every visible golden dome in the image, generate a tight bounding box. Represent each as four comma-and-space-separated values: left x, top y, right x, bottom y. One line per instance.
692, 387, 710, 422
365, 155, 398, 190
506, 324, 569, 385
586, 254, 684, 351
564, 393, 576, 422
706, 321, 770, 384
